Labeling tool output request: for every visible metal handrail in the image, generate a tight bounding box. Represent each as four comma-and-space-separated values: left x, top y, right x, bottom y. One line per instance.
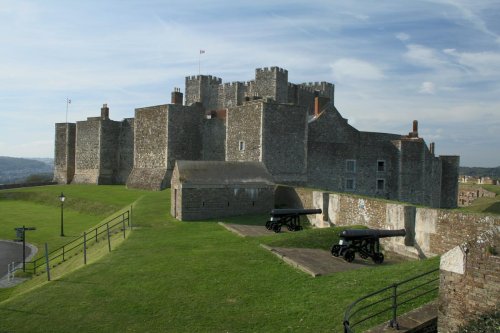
343, 268, 439, 333
27, 210, 130, 275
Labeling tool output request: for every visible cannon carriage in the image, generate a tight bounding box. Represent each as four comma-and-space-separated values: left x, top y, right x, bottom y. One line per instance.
331, 229, 406, 264
265, 208, 322, 233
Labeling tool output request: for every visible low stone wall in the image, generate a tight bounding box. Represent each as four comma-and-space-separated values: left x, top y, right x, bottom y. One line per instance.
438, 227, 500, 332
0, 182, 57, 190
277, 187, 500, 259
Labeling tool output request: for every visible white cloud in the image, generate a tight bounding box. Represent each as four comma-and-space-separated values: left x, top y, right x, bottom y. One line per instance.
396, 32, 410, 41
330, 58, 384, 81
419, 81, 436, 94
444, 49, 500, 76
404, 44, 446, 69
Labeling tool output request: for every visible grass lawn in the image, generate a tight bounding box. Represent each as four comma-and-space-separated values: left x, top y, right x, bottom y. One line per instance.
0, 185, 438, 332
458, 184, 500, 215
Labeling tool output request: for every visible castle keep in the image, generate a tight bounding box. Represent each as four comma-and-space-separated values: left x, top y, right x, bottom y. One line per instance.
54, 66, 459, 208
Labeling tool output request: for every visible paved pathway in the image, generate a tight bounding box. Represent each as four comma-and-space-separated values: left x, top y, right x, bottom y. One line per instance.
0, 240, 37, 281
218, 222, 291, 237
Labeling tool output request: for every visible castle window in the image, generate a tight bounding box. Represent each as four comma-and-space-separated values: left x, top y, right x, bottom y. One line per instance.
346, 160, 356, 172
377, 179, 385, 191
377, 160, 385, 172
239, 141, 245, 151
345, 178, 355, 191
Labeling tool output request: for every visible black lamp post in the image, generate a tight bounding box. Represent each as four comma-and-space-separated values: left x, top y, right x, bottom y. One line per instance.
59, 192, 65, 236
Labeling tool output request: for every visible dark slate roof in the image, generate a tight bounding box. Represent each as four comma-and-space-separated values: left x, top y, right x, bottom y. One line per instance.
175, 161, 274, 185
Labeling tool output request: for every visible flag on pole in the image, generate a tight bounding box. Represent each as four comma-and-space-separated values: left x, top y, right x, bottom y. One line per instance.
200, 50, 205, 54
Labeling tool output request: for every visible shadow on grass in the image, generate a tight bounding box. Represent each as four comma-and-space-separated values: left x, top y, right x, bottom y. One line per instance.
485, 202, 500, 215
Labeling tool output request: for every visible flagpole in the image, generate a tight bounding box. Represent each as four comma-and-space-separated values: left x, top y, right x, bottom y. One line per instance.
66, 98, 70, 123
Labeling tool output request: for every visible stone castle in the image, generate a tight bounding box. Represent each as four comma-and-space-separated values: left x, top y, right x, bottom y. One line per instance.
54, 66, 459, 208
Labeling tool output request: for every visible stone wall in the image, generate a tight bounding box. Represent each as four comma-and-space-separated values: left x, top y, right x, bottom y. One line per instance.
116, 118, 134, 184
254, 67, 288, 103
127, 105, 169, 190
53, 123, 75, 184
73, 118, 101, 184
202, 117, 226, 161
458, 186, 496, 207
176, 186, 274, 220
440, 156, 460, 208
166, 104, 204, 170
98, 120, 121, 184
438, 227, 499, 332
261, 103, 308, 183
226, 101, 263, 162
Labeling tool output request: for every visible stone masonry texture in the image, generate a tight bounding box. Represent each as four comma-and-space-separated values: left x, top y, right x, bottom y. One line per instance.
54, 66, 459, 208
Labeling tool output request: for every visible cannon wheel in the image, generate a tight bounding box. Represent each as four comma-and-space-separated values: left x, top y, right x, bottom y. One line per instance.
330, 244, 341, 257
343, 249, 355, 263
373, 253, 384, 264
287, 224, 295, 231
265, 221, 272, 230
273, 224, 281, 233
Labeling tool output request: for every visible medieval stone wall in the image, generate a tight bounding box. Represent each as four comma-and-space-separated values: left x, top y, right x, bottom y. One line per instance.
261, 103, 308, 183
53, 123, 76, 184
226, 101, 263, 162
116, 118, 134, 184
438, 228, 499, 332
126, 105, 169, 190
73, 118, 101, 184
176, 186, 274, 220
440, 156, 460, 208
202, 117, 226, 161
166, 104, 204, 170
254, 67, 288, 103
98, 120, 121, 184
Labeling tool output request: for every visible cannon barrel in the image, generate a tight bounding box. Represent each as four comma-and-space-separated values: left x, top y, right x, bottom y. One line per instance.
340, 229, 406, 240
270, 208, 322, 216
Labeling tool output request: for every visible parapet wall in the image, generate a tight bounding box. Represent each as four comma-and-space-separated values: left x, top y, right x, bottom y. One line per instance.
438, 227, 499, 332
276, 186, 500, 258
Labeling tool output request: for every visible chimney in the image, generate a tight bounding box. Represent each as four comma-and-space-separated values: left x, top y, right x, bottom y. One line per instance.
101, 103, 109, 120
314, 91, 319, 116
430, 142, 435, 155
171, 87, 183, 105
413, 120, 418, 136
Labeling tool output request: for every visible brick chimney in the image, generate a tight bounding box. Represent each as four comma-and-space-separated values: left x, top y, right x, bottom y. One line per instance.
408, 120, 419, 138
314, 91, 319, 116
171, 87, 183, 105
101, 103, 109, 120
430, 142, 435, 155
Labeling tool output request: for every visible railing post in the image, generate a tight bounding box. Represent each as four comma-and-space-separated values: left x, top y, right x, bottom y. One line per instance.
107, 223, 111, 252
62, 245, 65, 261
83, 231, 87, 265
389, 283, 399, 329
44, 243, 51, 281
95, 227, 98, 242
122, 218, 126, 239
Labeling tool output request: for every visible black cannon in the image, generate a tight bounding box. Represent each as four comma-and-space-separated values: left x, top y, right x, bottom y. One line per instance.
330, 229, 406, 264
265, 208, 322, 233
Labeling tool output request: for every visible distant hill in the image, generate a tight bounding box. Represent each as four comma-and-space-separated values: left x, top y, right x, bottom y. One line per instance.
0, 156, 53, 184
459, 166, 500, 178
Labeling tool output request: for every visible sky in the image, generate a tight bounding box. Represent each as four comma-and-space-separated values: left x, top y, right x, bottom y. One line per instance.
0, 0, 499, 167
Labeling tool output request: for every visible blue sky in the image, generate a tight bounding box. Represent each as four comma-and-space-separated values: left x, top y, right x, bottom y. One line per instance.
0, 0, 499, 167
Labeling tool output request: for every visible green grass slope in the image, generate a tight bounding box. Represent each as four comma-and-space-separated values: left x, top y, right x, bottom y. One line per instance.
0, 186, 438, 332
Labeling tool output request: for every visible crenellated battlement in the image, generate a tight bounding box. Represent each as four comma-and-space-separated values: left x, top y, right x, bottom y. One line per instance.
256, 66, 288, 74
223, 81, 244, 88
186, 75, 222, 84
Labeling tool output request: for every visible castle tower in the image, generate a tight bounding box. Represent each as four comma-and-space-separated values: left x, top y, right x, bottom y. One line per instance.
440, 155, 460, 208
254, 67, 288, 103
101, 103, 109, 120
53, 123, 76, 184
185, 75, 222, 110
